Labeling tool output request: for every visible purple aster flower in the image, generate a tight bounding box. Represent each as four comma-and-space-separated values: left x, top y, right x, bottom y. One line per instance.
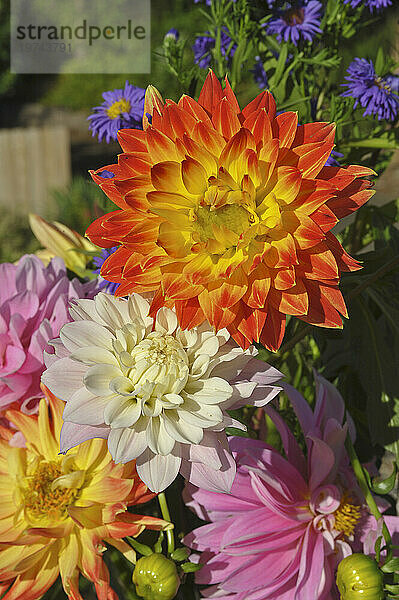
325, 149, 344, 167
192, 27, 236, 69
344, 0, 392, 11
88, 81, 145, 144
252, 56, 268, 89
341, 58, 399, 121
93, 247, 121, 295
386, 74, 399, 94
266, 1, 323, 46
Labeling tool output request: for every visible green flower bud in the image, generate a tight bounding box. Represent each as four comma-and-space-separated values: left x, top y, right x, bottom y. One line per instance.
133, 553, 180, 600
336, 554, 384, 600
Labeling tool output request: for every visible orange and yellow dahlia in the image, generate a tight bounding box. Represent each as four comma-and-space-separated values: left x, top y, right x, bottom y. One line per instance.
87, 71, 374, 351
0, 386, 169, 600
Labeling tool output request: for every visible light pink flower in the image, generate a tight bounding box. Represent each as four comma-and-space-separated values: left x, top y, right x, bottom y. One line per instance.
0, 255, 98, 413
183, 373, 399, 600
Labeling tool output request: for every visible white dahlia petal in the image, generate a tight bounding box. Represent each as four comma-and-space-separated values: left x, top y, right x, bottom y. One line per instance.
185, 377, 232, 404
60, 320, 114, 352
83, 364, 121, 396
94, 292, 129, 329
127, 293, 152, 325
60, 421, 110, 454
136, 449, 182, 493
104, 395, 141, 428
63, 387, 108, 425
70, 346, 119, 366
69, 298, 104, 323
41, 357, 87, 400
163, 411, 204, 445
155, 306, 178, 334
146, 416, 176, 455
108, 422, 148, 463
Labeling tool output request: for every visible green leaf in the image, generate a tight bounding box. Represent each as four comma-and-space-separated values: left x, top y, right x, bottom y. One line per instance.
371, 463, 397, 495
375, 46, 385, 76
343, 137, 399, 149
382, 557, 399, 574
385, 584, 399, 594
268, 44, 288, 88
170, 548, 190, 562
180, 562, 203, 573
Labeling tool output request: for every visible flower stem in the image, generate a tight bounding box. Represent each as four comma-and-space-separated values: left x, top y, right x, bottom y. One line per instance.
345, 435, 392, 548
158, 492, 175, 555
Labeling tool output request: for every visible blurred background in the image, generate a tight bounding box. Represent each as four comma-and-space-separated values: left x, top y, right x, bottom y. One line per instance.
0, 0, 397, 262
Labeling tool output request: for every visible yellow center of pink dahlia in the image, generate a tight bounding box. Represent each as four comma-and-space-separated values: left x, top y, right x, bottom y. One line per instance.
107, 98, 131, 119
334, 493, 362, 537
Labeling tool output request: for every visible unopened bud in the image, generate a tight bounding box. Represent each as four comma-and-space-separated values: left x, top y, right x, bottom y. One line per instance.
336, 554, 384, 599
133, 553, 180, 600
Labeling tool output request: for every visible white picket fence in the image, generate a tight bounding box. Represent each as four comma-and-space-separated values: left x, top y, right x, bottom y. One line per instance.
0, 126, 71, 215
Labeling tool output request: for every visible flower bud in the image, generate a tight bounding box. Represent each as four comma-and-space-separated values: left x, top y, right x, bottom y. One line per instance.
164, 28, 179, 41
336, 554, 384, 600
133, 553, 180, 600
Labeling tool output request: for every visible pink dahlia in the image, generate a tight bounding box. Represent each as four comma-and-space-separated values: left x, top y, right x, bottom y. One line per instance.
183, 373, 399, 600
0, 255, 98, 414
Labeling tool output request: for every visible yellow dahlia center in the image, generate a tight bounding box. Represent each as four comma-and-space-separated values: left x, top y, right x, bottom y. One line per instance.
192, 204, 251, 242
107, 98, 131, 119
334, 493, 362, 537
134, 333, 187, 368
23, 460, 78, 522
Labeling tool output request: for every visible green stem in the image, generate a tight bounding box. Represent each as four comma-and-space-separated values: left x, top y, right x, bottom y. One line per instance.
345, 435, 392, 548
158, 492, 175, 555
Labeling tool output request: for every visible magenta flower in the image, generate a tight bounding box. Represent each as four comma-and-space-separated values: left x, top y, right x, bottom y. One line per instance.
183, 373, 399, 600
0, 255, 98, 414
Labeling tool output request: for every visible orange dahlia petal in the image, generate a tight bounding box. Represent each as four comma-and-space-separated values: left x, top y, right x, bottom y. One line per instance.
272, 111, 298, 149
178, 94, 213, 124
242, 89, 276, 120
258, 307, 286, 352
174, 296, 205, 330
212, 97, 242, 139
117, 128, 148, 153
197, 70, 223, 115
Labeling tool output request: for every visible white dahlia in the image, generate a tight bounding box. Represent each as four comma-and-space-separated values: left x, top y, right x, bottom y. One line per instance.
42, 292, 282, 492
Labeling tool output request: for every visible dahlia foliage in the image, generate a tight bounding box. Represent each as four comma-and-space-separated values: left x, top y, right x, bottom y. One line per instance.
87, 71, 374, 351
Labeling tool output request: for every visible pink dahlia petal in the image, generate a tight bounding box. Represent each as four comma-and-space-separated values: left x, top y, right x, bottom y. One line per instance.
296, 527, 325, 600
0, 254, 98, 413
284, 381, 316, 430
308, 437, 335, 491
265, 404, 307, 476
